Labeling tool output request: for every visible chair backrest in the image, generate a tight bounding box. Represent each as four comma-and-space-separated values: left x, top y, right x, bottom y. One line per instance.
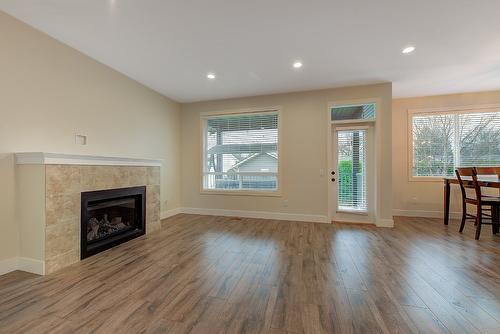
455, 167, 482, 202
475, 166, 500, 177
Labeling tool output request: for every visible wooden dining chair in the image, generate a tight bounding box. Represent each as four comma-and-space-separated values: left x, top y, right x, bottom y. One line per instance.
475, 166, 500, 177
475, 166, 500, 212
455, 167, 500, 240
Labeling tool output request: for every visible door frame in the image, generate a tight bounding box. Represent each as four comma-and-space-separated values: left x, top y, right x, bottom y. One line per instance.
326, 98, 381, 224
331, 124, 374, 223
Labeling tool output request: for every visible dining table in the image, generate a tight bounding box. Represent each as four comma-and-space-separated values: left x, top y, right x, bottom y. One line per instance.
443, 173, 500, 225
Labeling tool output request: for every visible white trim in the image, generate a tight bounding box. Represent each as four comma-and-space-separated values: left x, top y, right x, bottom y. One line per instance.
408, 103, 500, 115
204, 171, 278, 176
180, 207, 329, 223
200, 106, 282, 117
334, 125, 370, 131
376, 218, 394, 228
393, 209, 462, 219
15, 152, 162, 167
336, 209, 369, 215
408, 176, 447, 182
332, 217, 374, 225
327, 97, 381, 226
200, 189, 282, 197
331, 216, 391, 227
0, 257, 44, 276
0, 257, 19, 276
199, 106, 283, 196
331, 119, 375, 125
17, 257, 45, 275
161, 208, 183, 220
407, 104, 500, 181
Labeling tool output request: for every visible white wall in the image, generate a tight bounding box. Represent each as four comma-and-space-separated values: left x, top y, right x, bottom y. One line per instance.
392, 90, 500, 217
0, 11, 182, 262
181, 83, 392, 223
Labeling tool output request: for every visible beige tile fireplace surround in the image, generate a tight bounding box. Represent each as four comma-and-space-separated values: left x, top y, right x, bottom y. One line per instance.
15, 153, 161, 275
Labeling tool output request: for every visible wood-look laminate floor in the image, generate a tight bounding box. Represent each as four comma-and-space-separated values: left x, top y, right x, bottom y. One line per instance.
1, 214, 499, 334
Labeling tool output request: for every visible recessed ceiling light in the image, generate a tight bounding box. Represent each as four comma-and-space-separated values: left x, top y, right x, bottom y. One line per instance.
293, 61, 303, 69
207, 73, 216, 79
402, 46, 416, 54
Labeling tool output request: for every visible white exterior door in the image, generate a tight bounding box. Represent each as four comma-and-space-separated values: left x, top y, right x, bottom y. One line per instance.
332, 125, 374, 223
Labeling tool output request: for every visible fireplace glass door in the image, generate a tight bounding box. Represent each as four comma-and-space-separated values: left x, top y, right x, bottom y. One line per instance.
86, 197, 137, 243
81, 186, 146, 259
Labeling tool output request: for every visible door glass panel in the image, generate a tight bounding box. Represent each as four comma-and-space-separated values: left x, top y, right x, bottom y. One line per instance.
337, 129, 367, 212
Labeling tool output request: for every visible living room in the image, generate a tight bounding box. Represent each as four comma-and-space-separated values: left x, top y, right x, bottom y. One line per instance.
1, 1, 499, 333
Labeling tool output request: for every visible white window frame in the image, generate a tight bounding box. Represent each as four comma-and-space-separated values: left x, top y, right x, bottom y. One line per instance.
327, 97, 380, 225
408, 104, 500, 182
199, 106, 283, 196
330, 102, 377, 124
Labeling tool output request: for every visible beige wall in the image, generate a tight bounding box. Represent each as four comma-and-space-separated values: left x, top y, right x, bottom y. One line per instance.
392, 90, 500, 216
16, 165, 46, 263
0, 11, 181, 261
0, 155, 18, 261
181, 83, 392, 223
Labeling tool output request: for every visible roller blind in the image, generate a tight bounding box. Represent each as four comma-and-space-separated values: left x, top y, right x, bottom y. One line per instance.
412, 109, 500, 177
337, 129, 367, 212
203, 111, 279, 191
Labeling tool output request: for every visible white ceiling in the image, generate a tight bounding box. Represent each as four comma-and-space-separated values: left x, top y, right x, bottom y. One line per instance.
2, 0, 500, 102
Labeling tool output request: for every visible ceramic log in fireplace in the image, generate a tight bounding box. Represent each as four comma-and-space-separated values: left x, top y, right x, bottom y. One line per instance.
81, 186, 146, 259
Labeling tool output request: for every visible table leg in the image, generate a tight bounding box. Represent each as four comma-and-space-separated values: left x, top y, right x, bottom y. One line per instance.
444, 179, 450, 225
493, 205, 499, 234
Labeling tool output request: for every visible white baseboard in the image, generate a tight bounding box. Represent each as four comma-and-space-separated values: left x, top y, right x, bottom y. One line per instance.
393, 209, 461, 219
332, 218, 373, 224
161, 207, 183, 220
180, 207, 329, 223
376, 218, 394, 228
169, 207, 396, 226
18, 257, 45, 275
0, 257, 19, 276
0, 257, 44, 276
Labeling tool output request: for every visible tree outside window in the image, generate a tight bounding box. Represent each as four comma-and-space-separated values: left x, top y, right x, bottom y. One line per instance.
412, 110, 500, 177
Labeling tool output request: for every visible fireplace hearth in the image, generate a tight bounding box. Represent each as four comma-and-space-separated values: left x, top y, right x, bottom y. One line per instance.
81, 186, 146, 259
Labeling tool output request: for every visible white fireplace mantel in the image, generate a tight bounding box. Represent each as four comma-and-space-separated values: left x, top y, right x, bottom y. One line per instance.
15, 152, 162, 167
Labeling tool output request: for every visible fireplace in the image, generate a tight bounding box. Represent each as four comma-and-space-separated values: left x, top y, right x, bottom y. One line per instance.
81, 186, 146, 259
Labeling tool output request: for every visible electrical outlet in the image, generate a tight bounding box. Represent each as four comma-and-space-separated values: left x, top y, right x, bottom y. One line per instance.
283, 199, 289, 207
75, 134, 87, 145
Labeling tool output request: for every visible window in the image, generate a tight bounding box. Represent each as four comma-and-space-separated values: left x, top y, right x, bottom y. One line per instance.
337, 129, 367, 212
202, 110, 280, 192
410, 106, 500, 177
331, 103, 376, 122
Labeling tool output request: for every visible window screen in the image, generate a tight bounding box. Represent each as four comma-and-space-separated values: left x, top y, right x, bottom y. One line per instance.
411, 109, 500, 177
203, 111, 279, 191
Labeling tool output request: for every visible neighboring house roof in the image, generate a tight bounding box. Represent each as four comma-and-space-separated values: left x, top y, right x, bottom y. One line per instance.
228, 152, 277, 172
207, 143, 277, 154
267, 152, 278, 159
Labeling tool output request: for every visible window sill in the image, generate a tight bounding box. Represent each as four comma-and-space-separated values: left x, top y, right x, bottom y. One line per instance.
336, 209, 368, 216
331, 119, 375, 125
409, 176, 450, 182
200, 189, 282, 197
